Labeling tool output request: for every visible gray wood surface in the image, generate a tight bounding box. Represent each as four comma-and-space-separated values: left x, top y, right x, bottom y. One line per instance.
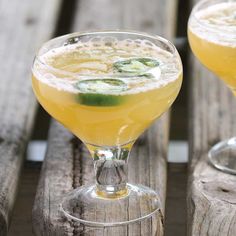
32, 0, 179, 235
188, 1, 236, 235
8, 162, 41, 236
0, 0, 62, 234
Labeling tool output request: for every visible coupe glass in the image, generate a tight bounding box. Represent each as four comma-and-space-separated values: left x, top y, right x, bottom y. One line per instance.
188, 0, 236, 174
32, 30, 182, 226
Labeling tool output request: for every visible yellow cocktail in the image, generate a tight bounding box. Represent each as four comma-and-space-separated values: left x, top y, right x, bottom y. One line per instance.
32, 37, 182, 147
188, 0, 236, 174
188, 0, 236, 92
31, 31, 182, 226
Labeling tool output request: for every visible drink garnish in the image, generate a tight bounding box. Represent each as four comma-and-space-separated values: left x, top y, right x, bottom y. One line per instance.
113, 58, 159, 74
76, 79, 128, 106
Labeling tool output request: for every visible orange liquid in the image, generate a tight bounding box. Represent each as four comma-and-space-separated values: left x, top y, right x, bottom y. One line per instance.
32, 74, 182, 146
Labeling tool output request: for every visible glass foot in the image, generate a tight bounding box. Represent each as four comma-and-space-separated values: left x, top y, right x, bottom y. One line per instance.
208, 137, 236, 175
60, 183, 160, 227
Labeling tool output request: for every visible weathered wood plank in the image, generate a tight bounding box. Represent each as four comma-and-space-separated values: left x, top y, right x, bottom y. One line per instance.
0, 0, 62, 234
32, 0, 179, 235
8, 162, 41, 236
188, 1, 236, 235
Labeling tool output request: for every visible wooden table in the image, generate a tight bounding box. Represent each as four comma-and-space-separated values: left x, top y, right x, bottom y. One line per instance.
1, 0, 235, 235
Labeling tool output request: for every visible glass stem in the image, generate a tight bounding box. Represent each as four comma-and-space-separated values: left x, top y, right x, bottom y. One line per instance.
89, 143, 132, 199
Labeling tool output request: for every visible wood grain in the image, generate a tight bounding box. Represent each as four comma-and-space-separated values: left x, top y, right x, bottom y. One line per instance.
0, 0, 62, 234
188, 1, 236, 234
32, 0, 179, 235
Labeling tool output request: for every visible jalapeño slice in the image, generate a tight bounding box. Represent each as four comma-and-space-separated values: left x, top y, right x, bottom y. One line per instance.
113, 58, 159, 74
76, 79, 128, 106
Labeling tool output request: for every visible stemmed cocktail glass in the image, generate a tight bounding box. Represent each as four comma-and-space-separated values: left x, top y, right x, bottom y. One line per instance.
188, 0, 236, 174
32, 31, 182, 226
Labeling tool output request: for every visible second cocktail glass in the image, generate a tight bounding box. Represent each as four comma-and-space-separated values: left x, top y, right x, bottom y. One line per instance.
188, 0, 236, 174
32, 31, 182, 226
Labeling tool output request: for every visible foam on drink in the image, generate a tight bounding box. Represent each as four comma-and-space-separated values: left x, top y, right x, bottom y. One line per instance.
33, 38, 182, 95
189, 2, 236, 47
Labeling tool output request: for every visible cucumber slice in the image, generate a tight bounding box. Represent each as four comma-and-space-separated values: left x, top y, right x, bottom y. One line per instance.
113, 58, 159, 74
76, 79, 127, 106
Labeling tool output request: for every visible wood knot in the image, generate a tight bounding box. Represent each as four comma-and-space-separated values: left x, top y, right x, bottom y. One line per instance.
201, 180, 236, 204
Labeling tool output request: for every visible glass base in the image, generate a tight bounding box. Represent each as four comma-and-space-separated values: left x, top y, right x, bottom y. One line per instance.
208, 137, 236, 175
60, 183, 160, 227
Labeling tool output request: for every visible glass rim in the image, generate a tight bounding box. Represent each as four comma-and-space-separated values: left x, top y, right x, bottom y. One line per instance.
33, 29, 179, 78
190, 0, 236, 34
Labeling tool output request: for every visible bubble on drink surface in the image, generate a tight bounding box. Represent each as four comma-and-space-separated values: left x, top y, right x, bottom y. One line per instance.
61, 61, 108, 73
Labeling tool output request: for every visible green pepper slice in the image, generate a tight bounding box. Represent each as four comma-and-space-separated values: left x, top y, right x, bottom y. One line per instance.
76, 79, 128, 106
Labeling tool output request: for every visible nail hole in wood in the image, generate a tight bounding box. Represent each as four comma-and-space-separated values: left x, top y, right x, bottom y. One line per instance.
25, 17, 36, 25
141, 20, 154, 28
221, 188, 229, 193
